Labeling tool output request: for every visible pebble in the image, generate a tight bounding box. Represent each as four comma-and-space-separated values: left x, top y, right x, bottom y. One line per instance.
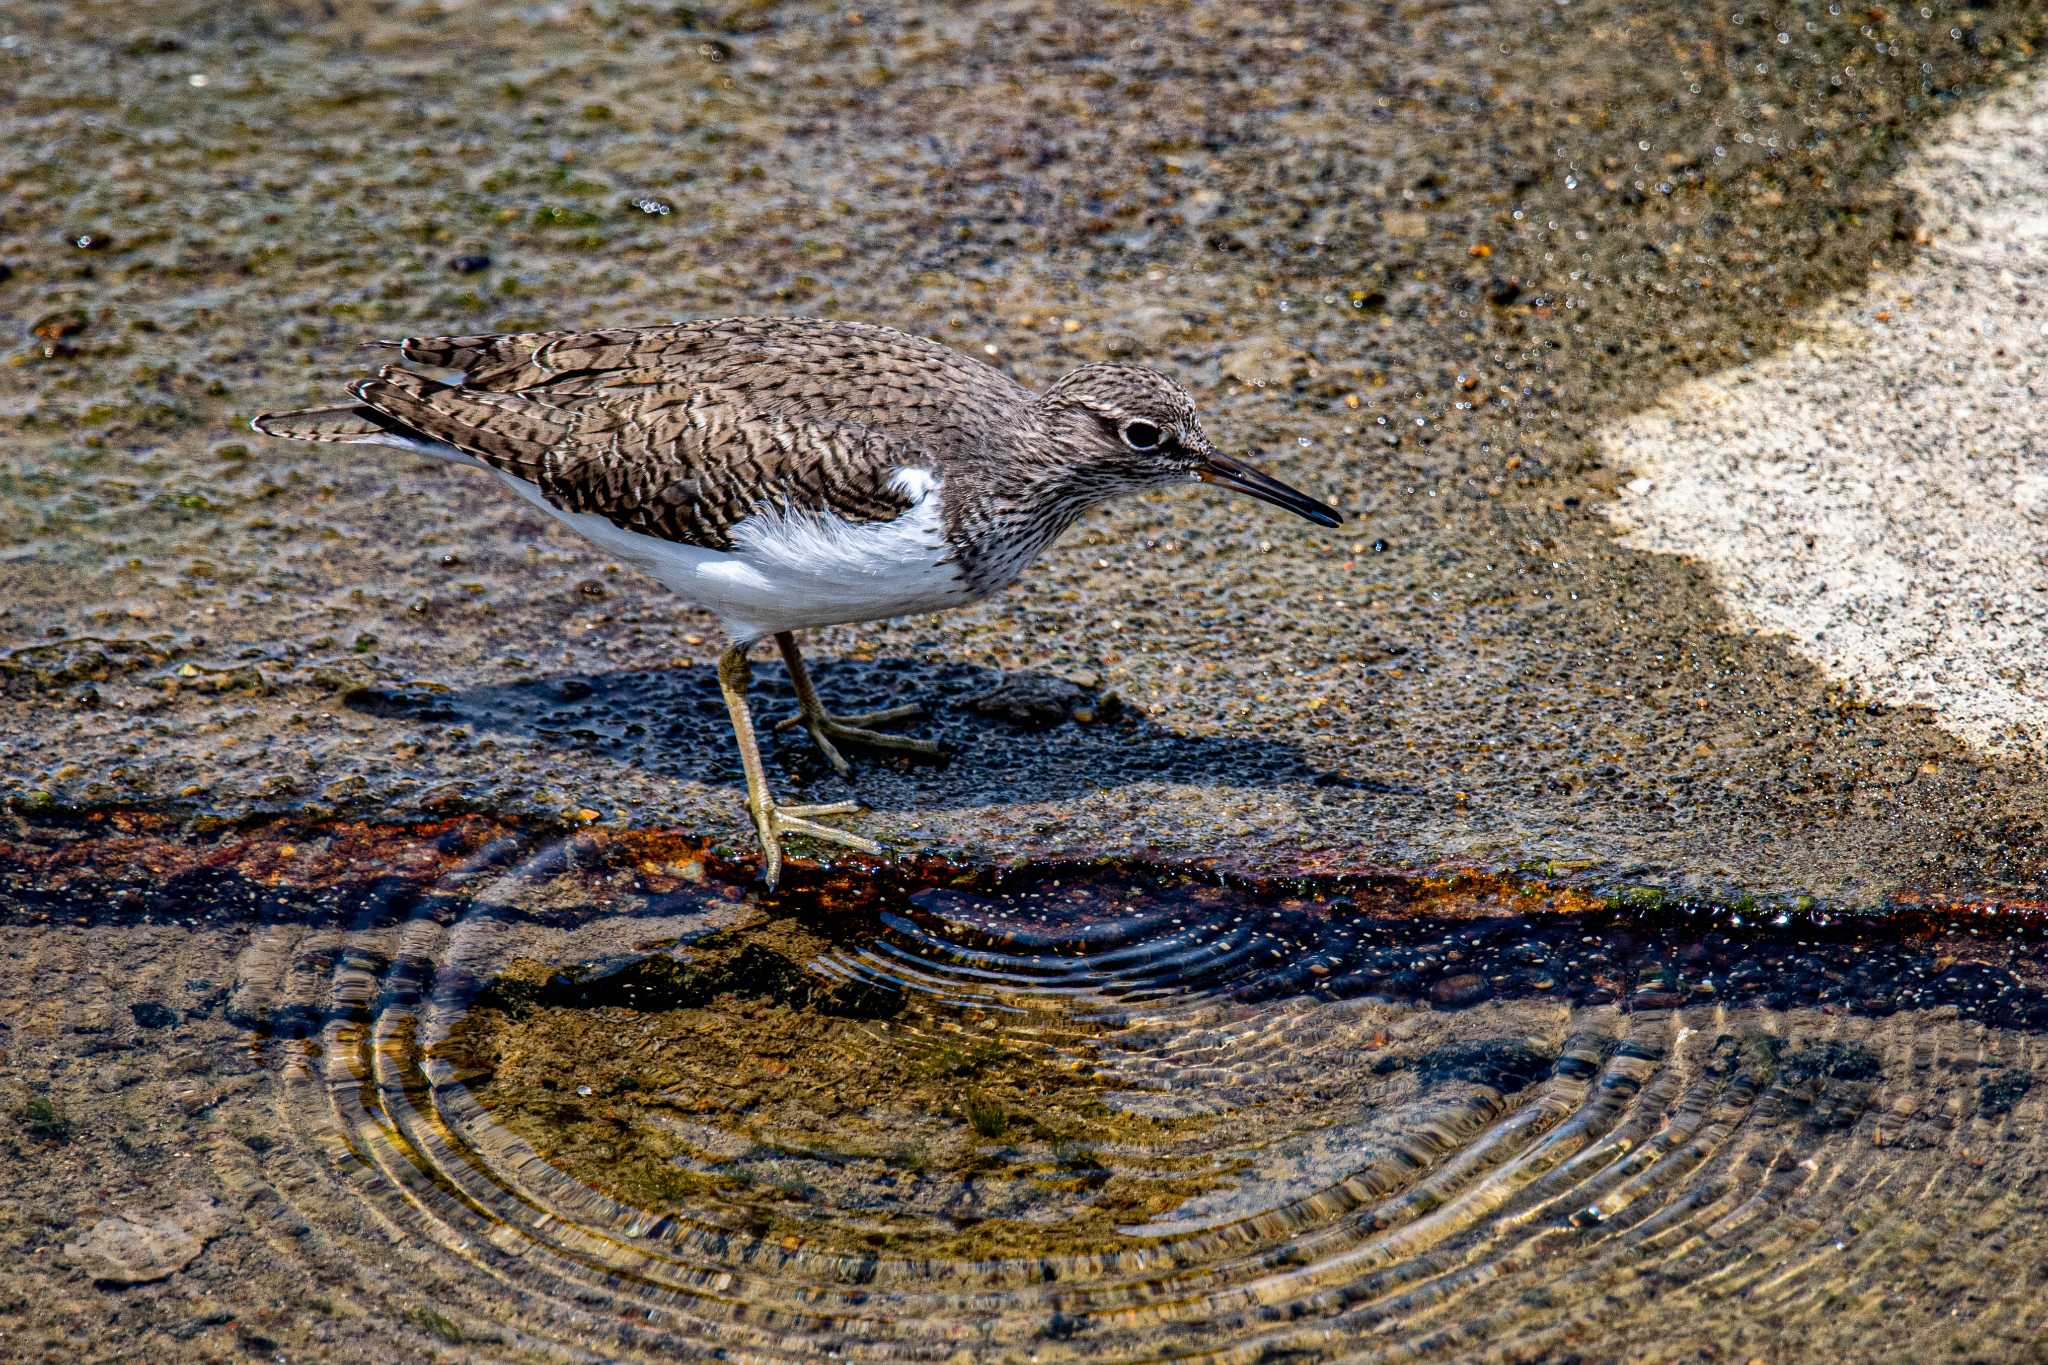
2013, 474, 2048, 524
60, 1195, 225, 1286
965, 674, 1089, 728
1430, 973, 1490, 1008
1219, 336, 1314, 388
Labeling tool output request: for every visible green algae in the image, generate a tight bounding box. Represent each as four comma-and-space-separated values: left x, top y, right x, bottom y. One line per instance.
439, 920, 1246, 1260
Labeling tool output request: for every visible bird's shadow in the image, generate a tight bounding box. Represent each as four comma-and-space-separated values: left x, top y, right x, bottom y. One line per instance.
346, 658, 1395, 810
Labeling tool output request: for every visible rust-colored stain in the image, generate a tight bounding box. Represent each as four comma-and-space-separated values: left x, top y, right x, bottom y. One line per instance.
5, 805, 2046, 948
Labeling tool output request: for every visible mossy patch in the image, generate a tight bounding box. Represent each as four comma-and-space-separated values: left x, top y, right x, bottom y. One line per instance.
439, 918, 1238, 1260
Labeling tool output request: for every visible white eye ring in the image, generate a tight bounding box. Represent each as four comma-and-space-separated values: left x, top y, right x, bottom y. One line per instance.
1121, 420, 1164, 451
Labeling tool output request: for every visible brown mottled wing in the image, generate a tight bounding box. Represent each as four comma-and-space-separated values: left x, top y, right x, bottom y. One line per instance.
381, 315, 1031, 438
349, 366, 928, 552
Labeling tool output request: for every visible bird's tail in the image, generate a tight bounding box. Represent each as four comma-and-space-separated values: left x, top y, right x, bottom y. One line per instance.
249, 404, 392, 442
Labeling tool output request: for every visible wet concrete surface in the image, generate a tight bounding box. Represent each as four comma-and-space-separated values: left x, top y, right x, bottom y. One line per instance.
3, 0, 2045, 906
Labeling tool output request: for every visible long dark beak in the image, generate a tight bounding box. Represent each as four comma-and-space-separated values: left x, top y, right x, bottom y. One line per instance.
1196, 451, 1344, 527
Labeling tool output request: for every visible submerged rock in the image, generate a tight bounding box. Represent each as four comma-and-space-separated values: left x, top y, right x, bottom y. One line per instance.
60, 1194, 225, 1286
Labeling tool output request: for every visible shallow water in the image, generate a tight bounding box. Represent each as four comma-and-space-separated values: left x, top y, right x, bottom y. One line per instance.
8, 812, 2046, 1359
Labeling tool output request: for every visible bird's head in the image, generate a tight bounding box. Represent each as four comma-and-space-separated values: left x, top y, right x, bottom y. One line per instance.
1037, 364, 1342, 527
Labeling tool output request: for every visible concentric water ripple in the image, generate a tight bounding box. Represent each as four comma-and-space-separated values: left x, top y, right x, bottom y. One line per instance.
5, 812, 2048, 1359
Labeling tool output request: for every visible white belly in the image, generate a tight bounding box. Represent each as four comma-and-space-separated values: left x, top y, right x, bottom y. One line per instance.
479, 459, 970, 642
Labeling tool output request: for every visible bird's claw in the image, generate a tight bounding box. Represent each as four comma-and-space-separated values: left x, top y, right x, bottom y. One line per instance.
750, 798, 881, 888
777, 703, 943, 777
774, 702, 924, 734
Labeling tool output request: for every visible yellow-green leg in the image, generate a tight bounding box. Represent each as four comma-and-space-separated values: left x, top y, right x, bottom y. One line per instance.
717, 644, 879, 887
772, 631, 943, 778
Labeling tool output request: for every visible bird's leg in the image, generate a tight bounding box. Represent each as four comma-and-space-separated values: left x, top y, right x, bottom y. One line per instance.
771, 631, 942, 778
717, 643, 880, 888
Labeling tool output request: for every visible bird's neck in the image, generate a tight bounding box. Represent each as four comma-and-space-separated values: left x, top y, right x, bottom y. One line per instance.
943, 424, 1106, 596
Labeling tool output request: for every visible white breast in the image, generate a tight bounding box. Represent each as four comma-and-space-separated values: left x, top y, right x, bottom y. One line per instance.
482, 461, 971, 642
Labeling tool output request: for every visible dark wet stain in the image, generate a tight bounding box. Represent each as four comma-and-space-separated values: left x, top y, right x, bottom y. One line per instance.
1778, 1041, 1885, 1087
6, 808, 2048, 1037
1709, 1034, 1885, 1132
1774, 1041, 1885, 1130
1978, 1068, 2033, 1120
481, 942, 905, 1021
128, 1001, 177, 1029
346, 684, 461, 723
1380, 1039, 1557, 1093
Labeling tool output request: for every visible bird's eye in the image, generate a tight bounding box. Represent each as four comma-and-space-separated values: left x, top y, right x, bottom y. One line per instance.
1121, 420, 1164, 451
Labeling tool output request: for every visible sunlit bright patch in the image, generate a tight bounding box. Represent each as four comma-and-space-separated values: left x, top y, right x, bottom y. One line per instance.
1602, 76, 2048, 758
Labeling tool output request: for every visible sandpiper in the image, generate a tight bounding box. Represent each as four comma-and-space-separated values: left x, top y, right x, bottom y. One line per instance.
254, 316, 1342, 884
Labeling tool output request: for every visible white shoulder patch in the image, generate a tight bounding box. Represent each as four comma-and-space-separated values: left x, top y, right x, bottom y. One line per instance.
887, 465, 937, 500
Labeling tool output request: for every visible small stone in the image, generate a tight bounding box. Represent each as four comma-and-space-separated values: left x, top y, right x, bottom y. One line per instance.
1383, 210, 1428, 239
964, 674, 1088, 728
61, 1195, 225, 1286
1429, 973, 1490, 1008
449, 253, 492, 274
129, 1001, 177, 1029
31, 310, 87, 341
2013, 474, 2048, 524
1219, 337, 1314, 389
